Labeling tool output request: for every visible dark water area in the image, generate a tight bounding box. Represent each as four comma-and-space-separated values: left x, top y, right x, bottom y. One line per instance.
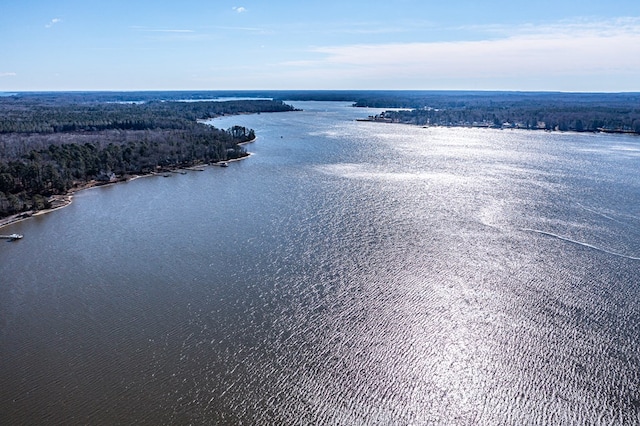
1, 102, 639, 425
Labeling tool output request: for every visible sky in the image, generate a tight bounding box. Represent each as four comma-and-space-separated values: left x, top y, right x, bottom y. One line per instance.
1, 0, 640, 92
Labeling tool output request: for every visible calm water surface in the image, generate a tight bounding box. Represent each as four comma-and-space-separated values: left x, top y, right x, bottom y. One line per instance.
1, 102, 639, 425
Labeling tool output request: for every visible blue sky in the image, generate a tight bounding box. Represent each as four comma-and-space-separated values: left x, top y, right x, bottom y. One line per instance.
1, 0, 639, 92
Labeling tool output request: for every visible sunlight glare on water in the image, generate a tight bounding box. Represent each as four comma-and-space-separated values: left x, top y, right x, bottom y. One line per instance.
1, 102, 639, 425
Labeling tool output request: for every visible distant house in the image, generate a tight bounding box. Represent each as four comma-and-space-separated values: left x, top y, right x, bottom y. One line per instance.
96, 171, 117, 182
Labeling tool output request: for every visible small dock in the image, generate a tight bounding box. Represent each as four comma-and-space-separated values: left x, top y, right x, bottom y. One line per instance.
0, 234, 23, 241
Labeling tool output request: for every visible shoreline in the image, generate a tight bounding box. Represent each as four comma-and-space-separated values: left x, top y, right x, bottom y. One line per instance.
357, 117, 640, 136
0, 148, 255, 231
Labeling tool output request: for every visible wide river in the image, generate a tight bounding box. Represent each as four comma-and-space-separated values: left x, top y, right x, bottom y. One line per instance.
1, 102, 639, 425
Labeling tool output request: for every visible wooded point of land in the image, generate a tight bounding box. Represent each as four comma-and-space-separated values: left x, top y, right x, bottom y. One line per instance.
0, 92, 295, 218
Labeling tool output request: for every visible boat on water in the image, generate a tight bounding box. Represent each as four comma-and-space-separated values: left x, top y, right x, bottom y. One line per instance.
219, 162, 229, 167
1, 233, 23, 241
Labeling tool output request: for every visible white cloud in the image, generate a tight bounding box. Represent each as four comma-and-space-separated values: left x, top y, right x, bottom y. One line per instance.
296, 18, 640, 89
141, 29, 195, 33
129, 26, 206, 42
0, 72, 17, 78
211, 25, 264, 32
233, 6, 247, 13
45, 18, 62, 28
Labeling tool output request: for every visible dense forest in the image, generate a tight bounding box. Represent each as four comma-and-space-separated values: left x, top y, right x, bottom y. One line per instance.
0, 93, 295, 219
350, 91, 640, 133
266, 90, 640, 133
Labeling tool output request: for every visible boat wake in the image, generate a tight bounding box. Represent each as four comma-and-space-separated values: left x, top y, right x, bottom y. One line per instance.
520, 228, 640, 261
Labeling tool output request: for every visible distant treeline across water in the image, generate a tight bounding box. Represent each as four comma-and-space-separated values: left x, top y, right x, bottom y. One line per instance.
349, 91, 640, 133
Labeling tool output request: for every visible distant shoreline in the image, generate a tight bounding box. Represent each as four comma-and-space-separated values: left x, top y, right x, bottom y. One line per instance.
356, 116, 640, 136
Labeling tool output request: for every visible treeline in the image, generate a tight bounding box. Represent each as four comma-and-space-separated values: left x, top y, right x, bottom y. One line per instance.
352, 91, 640, 133
0, 97, 294, 134
379, 106, 640, 133
0, 95, 294, 218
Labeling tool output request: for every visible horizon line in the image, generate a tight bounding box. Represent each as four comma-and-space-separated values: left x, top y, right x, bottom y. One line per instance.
3, 89, 640, 94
